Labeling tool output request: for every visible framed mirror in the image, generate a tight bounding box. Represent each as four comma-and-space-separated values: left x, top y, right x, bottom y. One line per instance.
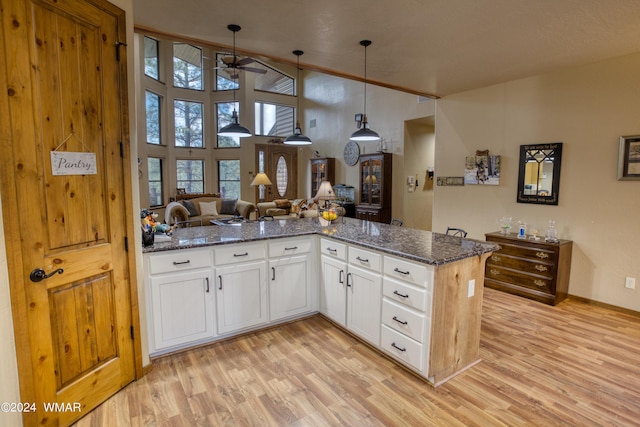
517, 142, 563, 205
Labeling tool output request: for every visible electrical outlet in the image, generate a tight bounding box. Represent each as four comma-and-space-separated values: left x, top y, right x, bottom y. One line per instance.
468, 279, 475, 297
625, 277, 636, 289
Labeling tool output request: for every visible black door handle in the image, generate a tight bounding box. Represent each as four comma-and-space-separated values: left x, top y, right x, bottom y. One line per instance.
30, 268, 64, 283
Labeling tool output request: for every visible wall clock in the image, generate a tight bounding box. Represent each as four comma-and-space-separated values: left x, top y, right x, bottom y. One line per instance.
344, 140, 360, 166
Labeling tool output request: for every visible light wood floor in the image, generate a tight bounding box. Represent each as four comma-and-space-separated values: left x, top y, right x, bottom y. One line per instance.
74, 288, 640, 426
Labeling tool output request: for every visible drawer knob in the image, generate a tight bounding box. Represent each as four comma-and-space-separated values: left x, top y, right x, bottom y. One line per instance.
391, 342, 407, 352
536, 252, 549, 259
491, 255, 502, 262
392, 316, 408, 325
535, 265, 548, 272
490, 269, 500, 276
534, 279, 547, 287
393, 290, 409, 299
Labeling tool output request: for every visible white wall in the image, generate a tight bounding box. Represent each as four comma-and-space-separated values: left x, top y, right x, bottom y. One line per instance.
433, 52, 640, 311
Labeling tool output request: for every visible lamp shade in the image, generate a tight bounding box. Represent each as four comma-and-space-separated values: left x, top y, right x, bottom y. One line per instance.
350, 116, 380, 142
218, 110, 251, 138
251, 172, 272, 186
314, 180, 334, 201
284, 123, 312, 145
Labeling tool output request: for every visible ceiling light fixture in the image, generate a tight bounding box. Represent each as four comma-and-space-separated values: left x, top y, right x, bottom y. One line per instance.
350, 40, 380, 142
284, 50, 312, 145
217, 24, 252, 138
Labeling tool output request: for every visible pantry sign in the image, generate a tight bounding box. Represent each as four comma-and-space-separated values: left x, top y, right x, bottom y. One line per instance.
50, 151, 97, 176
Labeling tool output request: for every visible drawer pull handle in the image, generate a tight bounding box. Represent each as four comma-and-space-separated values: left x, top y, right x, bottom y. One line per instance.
536, 252, 549, 259
272, 267, 276, 281
491, 255, 502, 262
393, 290, 409, 298
346, 272, 352, 287
234, 252, 249, 257
394, 267, 410, 275
327, 247, 337, 253
285, 246, 298, 251
356, 256, 369, 263
205, 277, 210, 293
391, 342, 407, 352
339, 269, 344, 284
392, 316, 408, 325
173, 260, 191, 265
490, 269, 500, 275
534, 279, 546, 287
218, 275, 222, 290
535, 265, 548, 272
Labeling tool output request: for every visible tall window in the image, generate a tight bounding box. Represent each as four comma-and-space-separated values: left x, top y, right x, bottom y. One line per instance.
216, 53, 239, 91
218, 160, 240, 199
174, 100, 203, 147
216, 102, 241, 148
176, 159, 204, 193
145, 91, 161, 144
144, 37, 159, 80
173, 43, 203, 90
148, 157, 163, 206
255, 102, 294, 137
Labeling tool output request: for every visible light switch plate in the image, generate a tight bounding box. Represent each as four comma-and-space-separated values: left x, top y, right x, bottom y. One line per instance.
468, 279, 475, 297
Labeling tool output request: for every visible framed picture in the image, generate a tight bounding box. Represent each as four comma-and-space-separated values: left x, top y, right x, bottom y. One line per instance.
176, 188, 186, 195
618, 135, 640, 180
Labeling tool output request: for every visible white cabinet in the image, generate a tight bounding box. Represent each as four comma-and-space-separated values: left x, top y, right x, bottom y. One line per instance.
346, 264, 381, 346
320, 255, 347, 325
269, 237, 312, 322
214, 242, 268, 334
146, 248, 215, 356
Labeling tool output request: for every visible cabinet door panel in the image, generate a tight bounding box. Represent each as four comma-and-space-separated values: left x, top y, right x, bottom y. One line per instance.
216, 261, 267, 334
150, 270, 215, 352
270, 255, 310, 321
347, 265, 382, 346
320, 256, 347, 325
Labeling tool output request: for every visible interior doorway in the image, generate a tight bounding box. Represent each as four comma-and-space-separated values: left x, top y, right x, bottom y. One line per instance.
255, 144, 298, 201
403, 116, 435, 231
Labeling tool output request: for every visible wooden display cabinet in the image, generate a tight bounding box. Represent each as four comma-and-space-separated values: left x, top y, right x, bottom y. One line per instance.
356, 152, 392, 223
310, 158, 335, 197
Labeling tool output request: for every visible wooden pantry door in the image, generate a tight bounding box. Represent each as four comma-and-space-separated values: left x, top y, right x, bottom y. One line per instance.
0, 0, 141, 425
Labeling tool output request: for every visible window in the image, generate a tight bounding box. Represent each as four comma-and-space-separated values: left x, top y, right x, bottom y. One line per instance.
148, 157, 163, 207
255, 102, 294, 137
173, 43, 203, 90
144, 37, 159, 80
174, 100, 203, 147
218, 160, 240, 199
254, 62, 294, 95
176, 159, 204, 193
145, 91, 161, 144
216, 102, 241, 148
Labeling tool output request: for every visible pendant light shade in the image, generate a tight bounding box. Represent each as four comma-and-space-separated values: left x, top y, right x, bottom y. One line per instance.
284, 50, 312, 145
350, 40, 380, 142
217, 24, 252, 138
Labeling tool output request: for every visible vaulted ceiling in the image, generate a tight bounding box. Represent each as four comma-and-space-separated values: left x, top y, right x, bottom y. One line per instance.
133, 0, 640, 98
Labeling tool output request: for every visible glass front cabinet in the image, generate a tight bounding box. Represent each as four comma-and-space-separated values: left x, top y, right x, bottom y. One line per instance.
310, 157, 335, 197
356, 152, 392, 223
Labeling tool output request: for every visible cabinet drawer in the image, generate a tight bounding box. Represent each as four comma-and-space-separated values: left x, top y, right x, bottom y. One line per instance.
487, 253, 556, 277
214, 242, 266, 266
485, 265, 555, 294
269, 238, 312, 257
148, 248, 212, 275
382, 277, 428, 312
382, 298, 426, 343
383, 255, 433, 288
491, 241, 558, 263
320, 238, 346, 260
381, 325, 424, 372
349, 246, 381, 272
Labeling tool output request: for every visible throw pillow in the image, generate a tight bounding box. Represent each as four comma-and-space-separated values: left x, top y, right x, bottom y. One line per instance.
220, 198, 238, 215
274, 199, 291, 209
266, 208, 288, 216
199, 201, 218, 216
181, 200, 199, 217
290, 198, 306, 214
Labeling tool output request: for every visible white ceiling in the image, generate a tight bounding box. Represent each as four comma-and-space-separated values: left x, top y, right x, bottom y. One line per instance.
133, 0, 640, 98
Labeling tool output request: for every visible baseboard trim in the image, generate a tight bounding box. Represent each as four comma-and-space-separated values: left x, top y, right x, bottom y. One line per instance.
567, 294, 640, 316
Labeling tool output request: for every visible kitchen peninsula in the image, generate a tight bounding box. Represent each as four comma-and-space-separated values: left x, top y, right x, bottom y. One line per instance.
143, 218, 497, 386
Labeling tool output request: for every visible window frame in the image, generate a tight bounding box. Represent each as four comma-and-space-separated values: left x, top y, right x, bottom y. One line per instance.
176, 158, 205, 194
147, 157, 164, 207
217, 159, 241, 200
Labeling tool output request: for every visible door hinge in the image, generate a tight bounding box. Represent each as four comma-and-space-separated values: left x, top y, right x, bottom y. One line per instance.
116, 41, 127, 61
119, 141, 124, 158
124, 236, 129, 252
130, 325, 135, 340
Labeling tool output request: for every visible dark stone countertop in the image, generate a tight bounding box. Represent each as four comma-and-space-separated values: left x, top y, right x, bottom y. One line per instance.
143, 217, 498, 266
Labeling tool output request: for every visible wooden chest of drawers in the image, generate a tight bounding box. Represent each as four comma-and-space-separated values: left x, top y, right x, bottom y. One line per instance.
484, 232, 572, 305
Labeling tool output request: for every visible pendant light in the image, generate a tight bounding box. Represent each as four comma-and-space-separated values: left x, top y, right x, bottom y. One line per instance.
350, 40, 380, 142
217, 24, 251, 138
284, 50, 312, 145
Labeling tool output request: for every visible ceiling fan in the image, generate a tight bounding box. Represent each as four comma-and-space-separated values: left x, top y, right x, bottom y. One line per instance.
214, 24, 267, 78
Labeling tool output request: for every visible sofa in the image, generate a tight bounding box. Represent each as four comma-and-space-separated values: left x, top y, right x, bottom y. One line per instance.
164, 195, 256, 226
256, 198, 344, 220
